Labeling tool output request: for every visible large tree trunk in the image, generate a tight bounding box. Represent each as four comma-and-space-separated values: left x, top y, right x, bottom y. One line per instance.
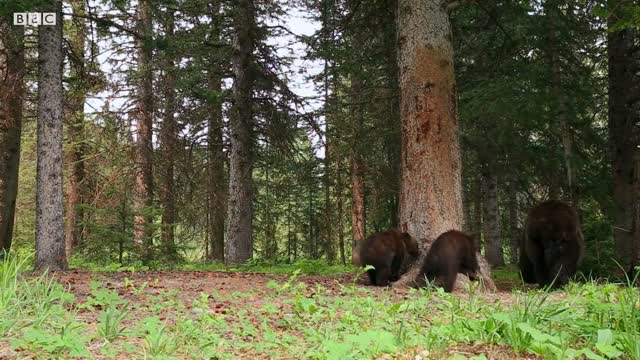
64, 0, 87, 258
482, 166, 504, 267
608, 2, 639, 268
35, 1, 67, 271
225, 0, 255, 264
394, 0, 494, 291
0, 20, 24, 255
160, 10, 177, 259
133, 0, 154, 262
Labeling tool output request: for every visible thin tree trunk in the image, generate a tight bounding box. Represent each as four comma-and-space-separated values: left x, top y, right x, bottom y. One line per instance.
462, 182, 473, 234
36, 1, 67, 271
225, 0, 255, 264
207, 1, 226, 263
207, 74, 225, 262
133, 0, 154, 262
472, 173, 482, 248
350, 75, 366, 265
308, 177, 315, 258
287, 185, 292, 262
507, 174, 519, 264
630, 151, 640, 277
336, 155, 346, 265
545, 1, 575, 203
394, 0, 494, 290
160, 10, 177, 259
65, 0, 87, 258
608, 1, 639, 268
482, 166, 504, 267
321, 0, 335, 263
385, 11, 401, 230
0, 20, 24, 255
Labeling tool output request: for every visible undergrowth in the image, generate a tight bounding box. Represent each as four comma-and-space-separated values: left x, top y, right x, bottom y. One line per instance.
1, 253, 639, 359
69, 257, 354, 276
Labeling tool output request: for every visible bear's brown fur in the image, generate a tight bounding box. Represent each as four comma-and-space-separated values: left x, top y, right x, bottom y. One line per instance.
414, 230, 479, 293
357, 229, 420, 286
520, 200, 585, 288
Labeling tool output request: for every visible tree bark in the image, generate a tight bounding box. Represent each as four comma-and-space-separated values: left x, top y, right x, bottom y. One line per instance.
207, 69, 225, 263
482, 165, 504, 267
160, 9, 177, 259
225, 0, 255, 265
207, 2, 226, 263
396, 0, 462, 242
507, 174, 520, 264
36, 1, 67, 270
133, 0, 154, 262
336, 155, 346, 264
630, 151, 640, 278
64, 0, 87, 258
471, 172, 482, 248
607, 2, 639, 268
350, 75, 366, 265
394, 0, 494, 291
0, 20, 24, 256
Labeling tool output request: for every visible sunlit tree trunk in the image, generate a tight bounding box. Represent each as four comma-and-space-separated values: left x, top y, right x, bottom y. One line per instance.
133, 0, 154, 262
394, 0, 495, 290
397, 0, 463, 242
226, 0, 256, 264
36, 1, 67, 270
0, 20, 24, 255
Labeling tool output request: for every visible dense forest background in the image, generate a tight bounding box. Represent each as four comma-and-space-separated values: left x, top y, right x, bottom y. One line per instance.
0, 0, 639, 275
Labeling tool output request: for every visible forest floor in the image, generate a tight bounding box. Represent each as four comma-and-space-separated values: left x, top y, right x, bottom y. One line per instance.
1, 265, 636, 359
51, 270, 535, 360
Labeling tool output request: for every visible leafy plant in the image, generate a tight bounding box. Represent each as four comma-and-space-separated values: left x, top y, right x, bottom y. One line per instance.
97, 303, 130, 342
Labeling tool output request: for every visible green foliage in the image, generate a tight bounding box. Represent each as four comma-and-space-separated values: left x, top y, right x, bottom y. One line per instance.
97, 303, 130, 342
3, 253, 640, 359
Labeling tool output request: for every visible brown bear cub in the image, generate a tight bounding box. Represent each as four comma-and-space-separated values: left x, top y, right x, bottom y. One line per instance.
414, 230, 479, 293
520, 200, 585, 288
358, 229, 420, 286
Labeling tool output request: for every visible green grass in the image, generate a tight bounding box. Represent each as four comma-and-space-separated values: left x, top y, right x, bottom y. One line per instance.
2, 253, 639, 359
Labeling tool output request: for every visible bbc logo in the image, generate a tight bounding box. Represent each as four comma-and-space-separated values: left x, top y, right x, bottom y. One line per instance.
13, 13, 57, 26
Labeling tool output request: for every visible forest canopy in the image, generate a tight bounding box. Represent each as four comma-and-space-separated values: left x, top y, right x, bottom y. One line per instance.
0, 0, 638, 276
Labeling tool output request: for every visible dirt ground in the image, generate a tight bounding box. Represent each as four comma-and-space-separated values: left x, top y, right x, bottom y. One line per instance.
18, 270, 541, 360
